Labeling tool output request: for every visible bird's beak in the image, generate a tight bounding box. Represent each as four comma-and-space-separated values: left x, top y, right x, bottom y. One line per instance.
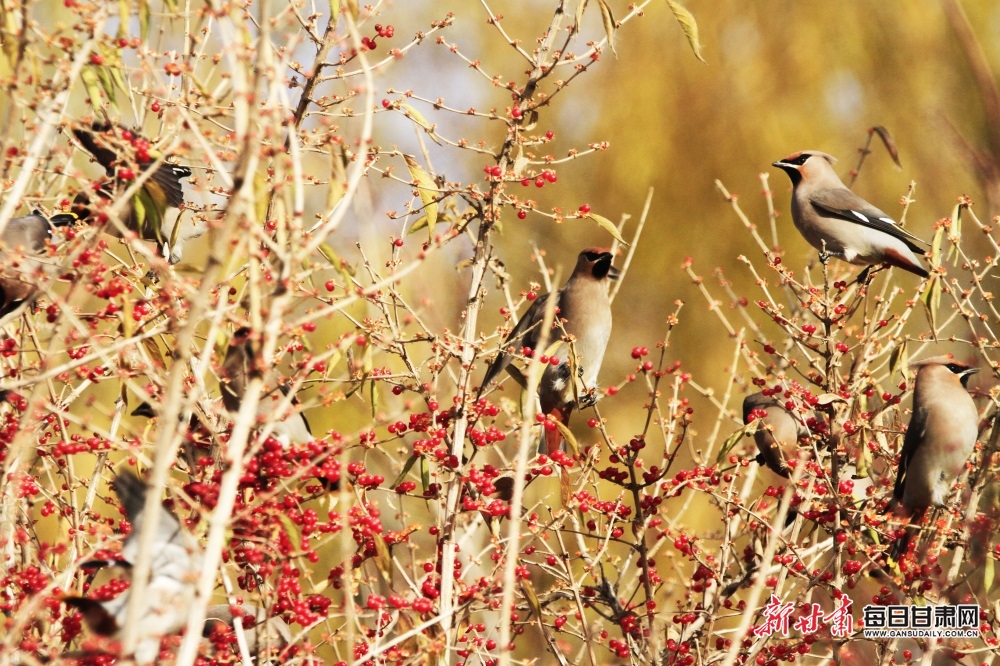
772, 160, 790, 169
607, 264, 621, 281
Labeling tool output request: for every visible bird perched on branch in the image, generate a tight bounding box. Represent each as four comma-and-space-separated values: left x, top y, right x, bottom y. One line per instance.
62, 470, 201, 664
0, 210, 75, 320
69, 122, 202, 263
772, 150, 929, 278
479, 248, 619, 455
221, 327, 339, 489
742, 391, 811, 478
887, 356, 979, 564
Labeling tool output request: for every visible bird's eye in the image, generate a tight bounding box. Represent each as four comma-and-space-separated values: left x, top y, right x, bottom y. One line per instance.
584, 251, 601, 261
790, 154, 810, 165
945, 363, 965, 374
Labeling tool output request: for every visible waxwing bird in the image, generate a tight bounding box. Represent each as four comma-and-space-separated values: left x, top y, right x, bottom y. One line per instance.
0, 211, 75, 320
63, 470, 201, 664
221, 327, 339, 489
742, 392, 810, 478
772, 150, 929, 278
888, 356, 979, 563
479, 248, 618, 455
70, 122, 203, 263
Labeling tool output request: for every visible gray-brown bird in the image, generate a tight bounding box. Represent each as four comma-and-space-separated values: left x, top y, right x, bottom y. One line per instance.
742, 391, 811, 478
772, 150, 929, 278
63, 470, 201, 664
0, 211, 75, 320
221, 327, 339, 489
479, 248, 618, 454
70, 122, 202, 263
888, 356, 979, 563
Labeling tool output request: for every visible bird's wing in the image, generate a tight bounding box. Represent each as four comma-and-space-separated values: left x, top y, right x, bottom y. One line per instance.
480, 292, 551, 391
73, 126, 120, 176
62, 597, 121, 636
150, 163, 191, 209
892, 404, 927, 502
809, 188, 927, 251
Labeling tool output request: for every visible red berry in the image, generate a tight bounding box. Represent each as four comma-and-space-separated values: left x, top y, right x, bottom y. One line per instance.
578, 204, 591, 214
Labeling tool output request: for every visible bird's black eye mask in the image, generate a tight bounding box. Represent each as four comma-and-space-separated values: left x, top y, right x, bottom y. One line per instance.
785, 154, 810, 166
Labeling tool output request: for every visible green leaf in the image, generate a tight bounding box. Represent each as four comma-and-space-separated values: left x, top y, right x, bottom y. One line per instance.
596, 0, 617, 56
403, 155, 439, 241
985, 550, 995, 594
420, 456, 430, 491
390, 454, 419, 489
586, 212, 628, 245
664, 0, 706, 63
329, 0, 340, 25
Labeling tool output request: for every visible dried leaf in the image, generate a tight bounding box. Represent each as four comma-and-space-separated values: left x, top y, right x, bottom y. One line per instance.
947, 203, 963, 261
985, 556, 995, 595
520, 580, 543, 619
401, 103, 441, 145
408, 215, 430, 235
870, 126, 902, 169
344, 0, 358, 18
253, 171, 270, 224
118, 0, 130, 38
403, 155, 439, 240
138, 0, 151, 39
371, 532, 392, 580
921, 274, 941, 330
141, 337, 165, 368
717, 420, 758, 463
664, 0, 706, 63
596, 0, 617, 56
586, 212, 628, 245
888, 341, 909, 381
0, 3, 21, 65
81, 67, 108, 114
552, 418, 579, 457
574, 0, 587, 32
